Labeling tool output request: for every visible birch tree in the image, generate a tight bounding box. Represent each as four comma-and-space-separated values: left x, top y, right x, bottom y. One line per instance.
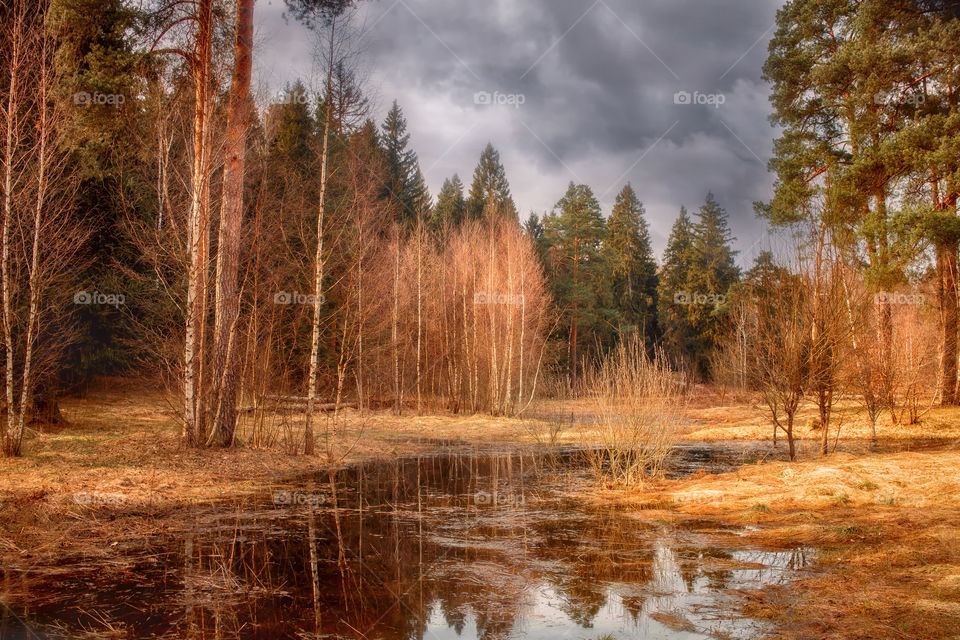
1, 0, 81, 456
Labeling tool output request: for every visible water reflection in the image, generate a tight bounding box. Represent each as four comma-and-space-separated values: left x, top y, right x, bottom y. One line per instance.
1, 450, 810, 639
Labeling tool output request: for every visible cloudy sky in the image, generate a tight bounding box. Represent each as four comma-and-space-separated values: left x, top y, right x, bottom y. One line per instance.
254, 0, 784, 263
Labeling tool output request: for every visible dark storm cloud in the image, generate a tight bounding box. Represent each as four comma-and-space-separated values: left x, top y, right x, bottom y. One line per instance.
255, 0, 785, 263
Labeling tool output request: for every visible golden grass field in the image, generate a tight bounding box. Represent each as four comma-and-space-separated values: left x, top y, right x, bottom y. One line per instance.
1, 382, 959, 638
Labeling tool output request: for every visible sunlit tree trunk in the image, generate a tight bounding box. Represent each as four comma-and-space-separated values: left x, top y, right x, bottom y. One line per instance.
211, 0, 254, 446
183, 0, 214, 447
1, 0, 25, 455
14, 26, 51, 456
502, 244, 515, 413
416, 220, 423, 413
356, 226, 365, 412
304, 19, 336, 455
517, 272, 526, 410
935, 181, 958, 405
392, 226, 401, 414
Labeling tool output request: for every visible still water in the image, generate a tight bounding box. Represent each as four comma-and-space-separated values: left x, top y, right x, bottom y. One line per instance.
1, 445, 810, 639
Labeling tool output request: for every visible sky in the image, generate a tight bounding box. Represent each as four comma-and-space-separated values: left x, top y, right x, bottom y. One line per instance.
254, 0, 785, 264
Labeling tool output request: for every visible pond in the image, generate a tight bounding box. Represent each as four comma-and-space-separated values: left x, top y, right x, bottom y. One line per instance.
1, 444, 811, 639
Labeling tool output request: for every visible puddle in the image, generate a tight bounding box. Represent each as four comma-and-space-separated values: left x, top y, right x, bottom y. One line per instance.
0, 448, 812, 639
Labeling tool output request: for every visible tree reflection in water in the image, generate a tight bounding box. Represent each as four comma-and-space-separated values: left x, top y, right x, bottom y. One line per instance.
2, 449, 811, 639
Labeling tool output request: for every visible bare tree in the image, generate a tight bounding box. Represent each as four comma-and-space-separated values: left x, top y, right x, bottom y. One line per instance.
304, 13, 339, 454
149, 0, 216, 447
1, 0, 82, 456
805, 233, 849, 456
842, 273, 884, 445
751, 275, 809, 461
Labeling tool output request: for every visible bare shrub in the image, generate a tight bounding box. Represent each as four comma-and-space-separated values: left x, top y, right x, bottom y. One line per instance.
584, 341, 686, 486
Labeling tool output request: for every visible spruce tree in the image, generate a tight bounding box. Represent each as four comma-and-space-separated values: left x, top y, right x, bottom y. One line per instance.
271, 81, 315, 166
381, 100, 429, 225
523, 212, 548, 267
431, 174, 465, 232
606, 184, 659, 343
466, 143, 517, 221
657, 207, 697, 366
691, 193, 739, 295
687, 193, 740, 376
409, 165, 432, 220
543, 183, 612, 387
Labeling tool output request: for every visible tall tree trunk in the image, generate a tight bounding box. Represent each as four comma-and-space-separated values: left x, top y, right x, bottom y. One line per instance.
210, 0, 254, 446
1, 1, 23, 456
517, 271, 526, 410
416, 221, 422, 413
569, 318, 578, 390
356, 226, 364, 412
304, 19, 336, 455
392, 227, 401, 415
183, 0, 214, 447
487, 221, 498, 411
502, 249, 515, 414
15, 25, 51, 455
937, 239, 959, 405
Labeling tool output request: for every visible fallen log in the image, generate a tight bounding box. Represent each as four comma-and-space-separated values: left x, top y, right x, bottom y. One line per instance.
238, 398, 358, 413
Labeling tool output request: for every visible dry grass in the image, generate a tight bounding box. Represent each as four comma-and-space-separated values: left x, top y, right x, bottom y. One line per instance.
680, 395, 960, 442
1, 386, 551, 508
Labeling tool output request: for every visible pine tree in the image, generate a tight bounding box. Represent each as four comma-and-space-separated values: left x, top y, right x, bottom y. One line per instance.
466, 143, 517, 221
657, 206, 696, 366
605, 184, 658, 343
761, 0, 923, 398
543, 183, 611, 387
431, 174, 465, 232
